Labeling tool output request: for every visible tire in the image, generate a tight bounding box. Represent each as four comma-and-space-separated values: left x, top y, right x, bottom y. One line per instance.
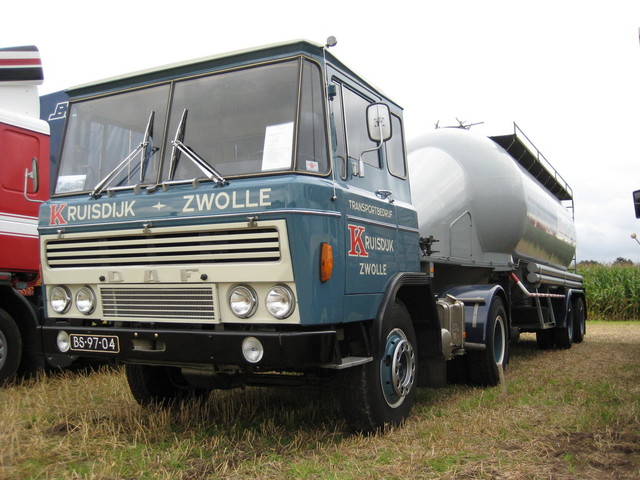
339, 300, 417, 434
554, 302, 574, 349
536, 329, 555, 349
571, 297, 586, 344
125, 364, 209, 408
467, 297, 507, 387
0, 308, 22, 385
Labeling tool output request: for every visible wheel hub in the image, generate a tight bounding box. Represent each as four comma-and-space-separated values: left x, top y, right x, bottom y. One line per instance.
380, 329, 416, 407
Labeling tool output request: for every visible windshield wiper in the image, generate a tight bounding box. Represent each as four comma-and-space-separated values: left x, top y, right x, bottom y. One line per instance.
139, 111, 156, 183
168, 108, 228, 186
91, 111, 157, 198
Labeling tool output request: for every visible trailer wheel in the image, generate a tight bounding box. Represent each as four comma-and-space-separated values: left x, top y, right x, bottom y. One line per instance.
536, 329, 555, 349
571, 297, 586, 344
339, 300, 417, 433
468, 297, 507, 386
554, 306, 574, 349
125, 364, 209, 407
0, 308, 22, 385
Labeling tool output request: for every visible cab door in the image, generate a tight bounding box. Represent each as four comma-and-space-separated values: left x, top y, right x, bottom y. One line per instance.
327, 73, 399, 305
0, 120, 50, 272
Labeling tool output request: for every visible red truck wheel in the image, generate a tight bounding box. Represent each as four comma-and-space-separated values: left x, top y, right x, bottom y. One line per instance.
0, 308, 22, 385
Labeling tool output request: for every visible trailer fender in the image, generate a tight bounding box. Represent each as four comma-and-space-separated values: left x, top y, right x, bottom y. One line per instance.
438, 284, 508, 349
551, 288, 587, 348
551, 288, 586, 328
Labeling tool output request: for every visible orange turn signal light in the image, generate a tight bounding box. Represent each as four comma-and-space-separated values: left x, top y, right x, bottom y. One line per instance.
320, 242, 333, 282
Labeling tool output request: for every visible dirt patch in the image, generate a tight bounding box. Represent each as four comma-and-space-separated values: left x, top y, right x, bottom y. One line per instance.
547, 430, 640, 479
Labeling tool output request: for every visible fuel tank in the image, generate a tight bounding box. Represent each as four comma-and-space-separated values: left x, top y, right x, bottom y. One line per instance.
408, 128, 576, 269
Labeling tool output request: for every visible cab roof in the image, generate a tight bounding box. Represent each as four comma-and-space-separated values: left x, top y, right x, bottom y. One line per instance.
67, 39, 399, 109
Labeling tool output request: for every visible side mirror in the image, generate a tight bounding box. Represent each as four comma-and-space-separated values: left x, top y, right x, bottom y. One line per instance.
23, 157, 43, 203
27, 156, 39, 192
634, 190, 640, 218
366, 103, 392, 143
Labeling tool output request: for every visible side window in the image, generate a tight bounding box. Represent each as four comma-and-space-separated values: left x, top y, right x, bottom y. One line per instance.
342, 86, 379, 168
386, 114, 407, 178
329, 81, 348, 178
297, 59, 329, 174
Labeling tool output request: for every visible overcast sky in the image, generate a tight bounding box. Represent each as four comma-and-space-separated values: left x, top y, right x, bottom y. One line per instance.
4, 0, 640, 263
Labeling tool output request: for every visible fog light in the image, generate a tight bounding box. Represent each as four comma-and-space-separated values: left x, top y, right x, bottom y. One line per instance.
75, 286, 96, 315
265, 285, 295, 319
229, 285, 258, 318
50, 286, 71, 314
242, 336, 264, 363
57, 331, 70, 353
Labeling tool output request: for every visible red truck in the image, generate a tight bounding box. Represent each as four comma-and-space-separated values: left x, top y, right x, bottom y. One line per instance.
0, 45, 55, 382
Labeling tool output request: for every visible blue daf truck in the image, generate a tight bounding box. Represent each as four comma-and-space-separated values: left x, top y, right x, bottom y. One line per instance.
38, 40, 586, 432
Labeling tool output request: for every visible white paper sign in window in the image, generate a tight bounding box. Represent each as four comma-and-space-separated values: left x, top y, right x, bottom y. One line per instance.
56, 175, 86, 193
261, 122, 294, 171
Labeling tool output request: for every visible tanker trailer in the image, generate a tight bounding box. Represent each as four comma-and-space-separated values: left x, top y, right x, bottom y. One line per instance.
408, 125, 586, 351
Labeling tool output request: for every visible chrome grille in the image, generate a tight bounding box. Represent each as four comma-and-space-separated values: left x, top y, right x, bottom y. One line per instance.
101, 286, 216, 322
45, 226, 280, 269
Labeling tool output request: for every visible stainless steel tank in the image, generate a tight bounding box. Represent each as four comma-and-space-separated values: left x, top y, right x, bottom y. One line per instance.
408, 128, 576, 268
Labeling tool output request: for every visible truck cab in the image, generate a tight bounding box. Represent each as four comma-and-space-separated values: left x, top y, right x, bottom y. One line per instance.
39, 41, 440, 432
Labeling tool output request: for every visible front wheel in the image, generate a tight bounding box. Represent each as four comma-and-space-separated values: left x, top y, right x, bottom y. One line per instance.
339, 300, 417, 434
467, 297, 508, 386
125, 364, 209, 408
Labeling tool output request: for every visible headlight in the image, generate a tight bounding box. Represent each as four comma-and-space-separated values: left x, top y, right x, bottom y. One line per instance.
50, 286, 71, 314
75, 286, 96, 315
265, 285, 295, 319
56, 331, 70, 353
229, 285, 258, 318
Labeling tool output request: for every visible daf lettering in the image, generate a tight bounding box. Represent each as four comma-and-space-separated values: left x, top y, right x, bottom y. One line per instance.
180, 269, 200, 282
107, 271, 124, 282
144, 269, 160, 282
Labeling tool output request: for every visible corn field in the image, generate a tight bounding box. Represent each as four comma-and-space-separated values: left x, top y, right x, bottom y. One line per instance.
579, 264, 640, 320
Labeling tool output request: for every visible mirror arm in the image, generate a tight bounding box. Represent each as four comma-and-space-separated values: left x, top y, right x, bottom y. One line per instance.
356, 142, 384, 178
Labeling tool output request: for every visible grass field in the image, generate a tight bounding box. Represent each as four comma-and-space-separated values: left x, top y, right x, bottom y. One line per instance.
1, 321, 639, 479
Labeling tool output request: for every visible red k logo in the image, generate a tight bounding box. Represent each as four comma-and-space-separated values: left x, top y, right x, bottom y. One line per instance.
49, 204, 67, 225
347, 224, 368, 257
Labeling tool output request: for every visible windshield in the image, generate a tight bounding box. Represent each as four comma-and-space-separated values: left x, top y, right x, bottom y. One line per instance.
55, 58, 328, 194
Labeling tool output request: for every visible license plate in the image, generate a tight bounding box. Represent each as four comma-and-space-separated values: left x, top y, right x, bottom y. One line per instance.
69, 334, 120, 353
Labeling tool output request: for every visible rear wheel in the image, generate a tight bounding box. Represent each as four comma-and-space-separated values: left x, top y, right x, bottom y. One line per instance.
554, 305, 574, 349
125, 364, 209, 407
536, 328, 555, 349
0, 308, 22, 385
468, 297, 507, 386
572, 297, 586, 344
340, 300, 417, 434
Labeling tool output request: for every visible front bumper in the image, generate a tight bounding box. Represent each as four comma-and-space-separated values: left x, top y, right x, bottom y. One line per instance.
40, 326, 338, 369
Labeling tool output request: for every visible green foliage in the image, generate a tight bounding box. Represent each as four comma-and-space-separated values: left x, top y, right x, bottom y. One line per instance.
578, 264, 640, 320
